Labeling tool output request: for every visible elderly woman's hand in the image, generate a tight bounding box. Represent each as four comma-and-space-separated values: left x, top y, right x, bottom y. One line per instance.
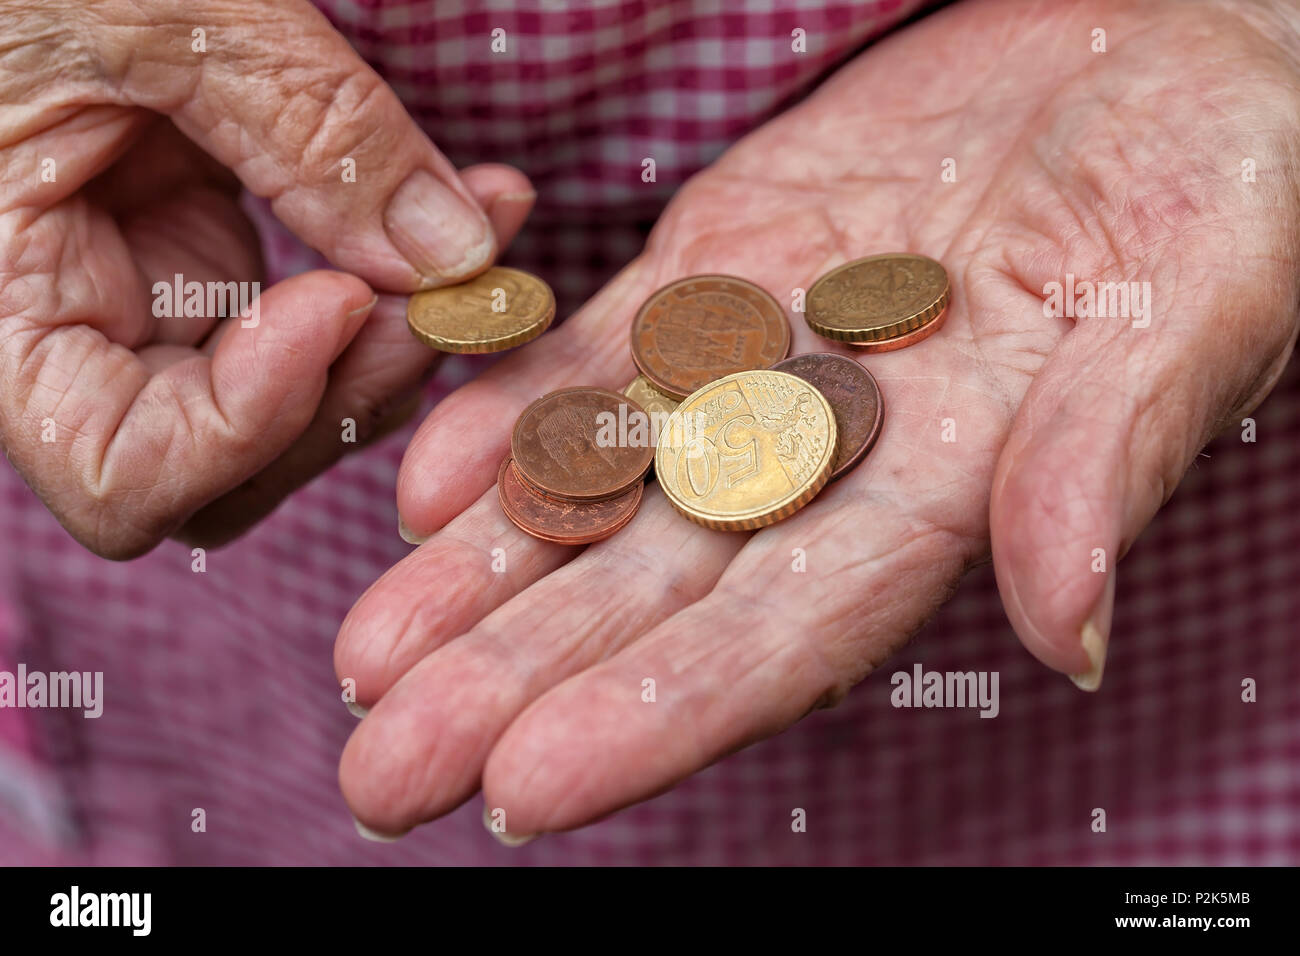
335, 0, 1300, 840
0, 0, 533, 557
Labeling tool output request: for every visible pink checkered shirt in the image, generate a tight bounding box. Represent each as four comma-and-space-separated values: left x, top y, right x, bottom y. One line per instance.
2, 0, 1298, 865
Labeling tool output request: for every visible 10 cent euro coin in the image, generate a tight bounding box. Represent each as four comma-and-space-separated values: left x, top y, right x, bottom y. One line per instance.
805, 253, 949, 350
407, 266, 555, 353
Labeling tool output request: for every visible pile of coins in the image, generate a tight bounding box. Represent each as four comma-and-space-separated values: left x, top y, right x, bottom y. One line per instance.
499, 387, 652, 543
407, 254, 949, 543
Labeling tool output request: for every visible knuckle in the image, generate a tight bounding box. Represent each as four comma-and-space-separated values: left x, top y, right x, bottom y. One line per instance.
296, 68, 394, 171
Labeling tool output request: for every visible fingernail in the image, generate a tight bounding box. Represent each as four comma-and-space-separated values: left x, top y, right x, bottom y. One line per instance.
482, 804, 537, 848
384, 170, 494, 285
398, 516, 429, 546
345, 700, 369, 719
483, 190, 536, 246
1069, 618, 1108, 691
348, 294, 379, 318
483, 189, 536, 241
1069, 567, 1115, 692
488, 189, 537, 212
354, 817, 408, 843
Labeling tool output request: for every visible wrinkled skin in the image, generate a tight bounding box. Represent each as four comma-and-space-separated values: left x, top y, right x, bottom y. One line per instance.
0, 0, 535, 558
335, 0, 1300, 839
1, 0, 1296, 844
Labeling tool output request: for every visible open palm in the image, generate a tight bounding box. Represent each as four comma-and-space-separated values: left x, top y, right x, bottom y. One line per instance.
336, 0, 1300, 839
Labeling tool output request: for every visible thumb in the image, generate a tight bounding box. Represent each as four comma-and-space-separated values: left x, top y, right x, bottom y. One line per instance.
108, 0, 530, 292
990, 272, 1297, 691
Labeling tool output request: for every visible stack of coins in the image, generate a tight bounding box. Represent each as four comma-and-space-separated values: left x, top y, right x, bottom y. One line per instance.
405, 253, 947, 541
805, 253, 950, 351
498, 387, 654, 544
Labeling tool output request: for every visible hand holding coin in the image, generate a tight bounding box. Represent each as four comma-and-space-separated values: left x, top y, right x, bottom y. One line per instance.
0, 0, 540, 559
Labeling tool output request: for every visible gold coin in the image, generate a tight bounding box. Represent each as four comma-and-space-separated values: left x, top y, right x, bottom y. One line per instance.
407, 266, 555, 353
655, 369, 837, 531
622, 375, 680, 417
805, 253, 949, 346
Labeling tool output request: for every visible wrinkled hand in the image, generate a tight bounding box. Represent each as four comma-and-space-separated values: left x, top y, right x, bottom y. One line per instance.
0, 0, 533, 557
337, 0, 1300, 839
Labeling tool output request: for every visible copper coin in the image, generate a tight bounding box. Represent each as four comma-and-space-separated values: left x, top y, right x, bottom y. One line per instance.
498, 457, 643, 545
630, 275, 791, 399
772, 353, 883, 480
511, 387, 654, 501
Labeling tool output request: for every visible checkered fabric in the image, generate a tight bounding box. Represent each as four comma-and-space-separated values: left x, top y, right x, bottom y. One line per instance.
2, 0, 1298, 865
